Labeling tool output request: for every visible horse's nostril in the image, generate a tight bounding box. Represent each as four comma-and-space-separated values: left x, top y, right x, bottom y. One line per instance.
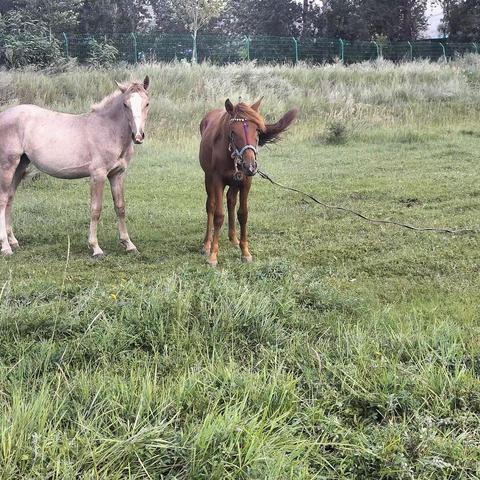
142, 132, 145, 139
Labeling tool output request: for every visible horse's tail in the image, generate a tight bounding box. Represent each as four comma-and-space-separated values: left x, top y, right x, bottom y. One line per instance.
199, 117, 208, 136
23, 160, 41, 182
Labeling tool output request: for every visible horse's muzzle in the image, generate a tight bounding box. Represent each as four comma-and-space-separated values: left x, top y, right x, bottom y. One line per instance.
132, 132, 145, 144
243, 162, 258, 177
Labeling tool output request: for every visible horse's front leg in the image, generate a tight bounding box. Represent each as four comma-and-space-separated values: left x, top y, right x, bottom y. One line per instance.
238, 180, 253, 263
207, 180, 225, 267
109, 172, 138, 254
88, 171, 106, 257
227, 186, 239, 247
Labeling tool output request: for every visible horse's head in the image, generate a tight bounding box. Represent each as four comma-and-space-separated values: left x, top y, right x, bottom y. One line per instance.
225, 98, 265, 177
116, 76, 150, 144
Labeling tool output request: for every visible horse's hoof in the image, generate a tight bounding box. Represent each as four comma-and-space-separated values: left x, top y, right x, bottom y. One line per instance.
92, 252, 104, 259
201, 248, 210, 256
1, 248, 13, 256
206, 258, 218, 267
126, 247, 139, 255
10, 242, 19, 250
241, 255, 253, 264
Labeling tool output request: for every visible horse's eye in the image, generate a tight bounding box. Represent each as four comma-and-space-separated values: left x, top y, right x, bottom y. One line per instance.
123, 102, 128, 108
146, 103, 150, 107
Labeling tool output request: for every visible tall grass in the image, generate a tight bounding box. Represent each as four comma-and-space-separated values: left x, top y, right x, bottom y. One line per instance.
2, 56, 480, 141
0, 59, 480, 478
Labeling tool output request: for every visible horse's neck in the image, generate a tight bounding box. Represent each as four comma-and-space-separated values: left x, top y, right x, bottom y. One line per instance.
90, 98, 131, 148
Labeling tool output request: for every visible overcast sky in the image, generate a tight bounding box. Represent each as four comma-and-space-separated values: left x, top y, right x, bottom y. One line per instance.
425, 3, 443, 38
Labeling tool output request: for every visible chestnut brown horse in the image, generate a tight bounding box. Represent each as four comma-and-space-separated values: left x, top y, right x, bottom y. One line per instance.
199, 99, 298, 266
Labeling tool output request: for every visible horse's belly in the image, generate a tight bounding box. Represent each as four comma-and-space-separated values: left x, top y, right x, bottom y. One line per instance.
27, 148, 91, 179
22, 115, 93, 178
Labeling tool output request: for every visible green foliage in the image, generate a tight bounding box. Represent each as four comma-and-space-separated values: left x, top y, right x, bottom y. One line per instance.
0, 11, 62, 68
78, 0, 152, 34
11, 0, 83, 33
440, 0, 480, 42
85, 37, 119, 67
324, 120, 348, 144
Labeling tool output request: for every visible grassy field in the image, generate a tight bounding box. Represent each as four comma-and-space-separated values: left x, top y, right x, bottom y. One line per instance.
1, 59, 480, 479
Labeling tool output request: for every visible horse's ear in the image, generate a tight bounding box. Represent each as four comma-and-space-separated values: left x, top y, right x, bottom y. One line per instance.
225, 99, 235, 115
115, 81, 127, 93
251, 97, 263, 112
143, 75, 150, 90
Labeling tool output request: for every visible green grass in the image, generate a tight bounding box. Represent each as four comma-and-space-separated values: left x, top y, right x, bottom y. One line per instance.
0, 59, 480, 478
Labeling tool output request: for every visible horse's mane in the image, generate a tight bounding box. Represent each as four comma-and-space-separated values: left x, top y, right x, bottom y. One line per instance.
224, 102, 266, 132
91, 82, 145, 112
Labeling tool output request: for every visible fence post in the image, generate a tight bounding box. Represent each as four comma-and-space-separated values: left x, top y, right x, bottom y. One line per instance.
292, 37, 299, 64
439, 42, 447, 61
131, 32, 137, 63
372, 40, 381, 59
407, 41, 413, 61
339, 38, 344, 63
62, 32, 69, 58
245, 36, 250, 61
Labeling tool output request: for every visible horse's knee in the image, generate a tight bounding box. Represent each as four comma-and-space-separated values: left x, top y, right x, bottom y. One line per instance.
115, 204, 125, 217
237, 210, 248, 224
214, 212, 224, 229
206, 199, 214, 213
91, 209, 102, 222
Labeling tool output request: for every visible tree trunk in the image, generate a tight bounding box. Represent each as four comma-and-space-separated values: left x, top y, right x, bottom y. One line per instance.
302, 0, 309, 36
192, 30, 198, 63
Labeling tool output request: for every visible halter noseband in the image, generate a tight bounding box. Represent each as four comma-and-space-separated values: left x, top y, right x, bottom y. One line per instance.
228, 117, 259, 179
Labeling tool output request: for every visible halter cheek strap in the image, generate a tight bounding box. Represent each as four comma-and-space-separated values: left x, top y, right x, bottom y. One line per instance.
229, 118, 259, 166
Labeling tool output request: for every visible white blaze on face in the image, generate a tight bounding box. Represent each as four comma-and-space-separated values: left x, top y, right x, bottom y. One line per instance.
130, 92, 143, 137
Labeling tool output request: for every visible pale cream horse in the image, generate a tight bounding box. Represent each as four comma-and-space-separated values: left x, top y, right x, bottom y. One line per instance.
0, 76, 150, 257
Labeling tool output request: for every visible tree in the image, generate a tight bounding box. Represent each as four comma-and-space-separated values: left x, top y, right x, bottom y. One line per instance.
211, 0, 302, 37
152, 0, 226, 61
438, 0, 480, 41
359, 0, 428, 41
315, 0, 428, 41
7, 0, 83, 33
78, 0, 152, 34
319, 0, 368, 40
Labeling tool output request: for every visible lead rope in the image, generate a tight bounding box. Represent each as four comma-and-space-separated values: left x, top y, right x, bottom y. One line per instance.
257, 169, 479, 235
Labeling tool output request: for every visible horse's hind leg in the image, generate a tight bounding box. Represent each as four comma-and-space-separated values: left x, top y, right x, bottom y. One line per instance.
227, 186, 239, 247
202, 177, 215, 256
0, 154, 21, 255
108, 172, 138, 254
6, 155, 29, 249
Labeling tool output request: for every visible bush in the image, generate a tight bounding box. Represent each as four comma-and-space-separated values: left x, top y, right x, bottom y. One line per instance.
324, 120, 348, 144
0, 11, 62, 68
85, 38, 119, 68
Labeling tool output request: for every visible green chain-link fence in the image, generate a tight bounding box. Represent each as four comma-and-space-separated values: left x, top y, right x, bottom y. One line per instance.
7, 32, 480, 67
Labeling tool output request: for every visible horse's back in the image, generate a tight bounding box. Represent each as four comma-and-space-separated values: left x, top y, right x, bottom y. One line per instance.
199, 109, 226, 172
0, 104, 92, 178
